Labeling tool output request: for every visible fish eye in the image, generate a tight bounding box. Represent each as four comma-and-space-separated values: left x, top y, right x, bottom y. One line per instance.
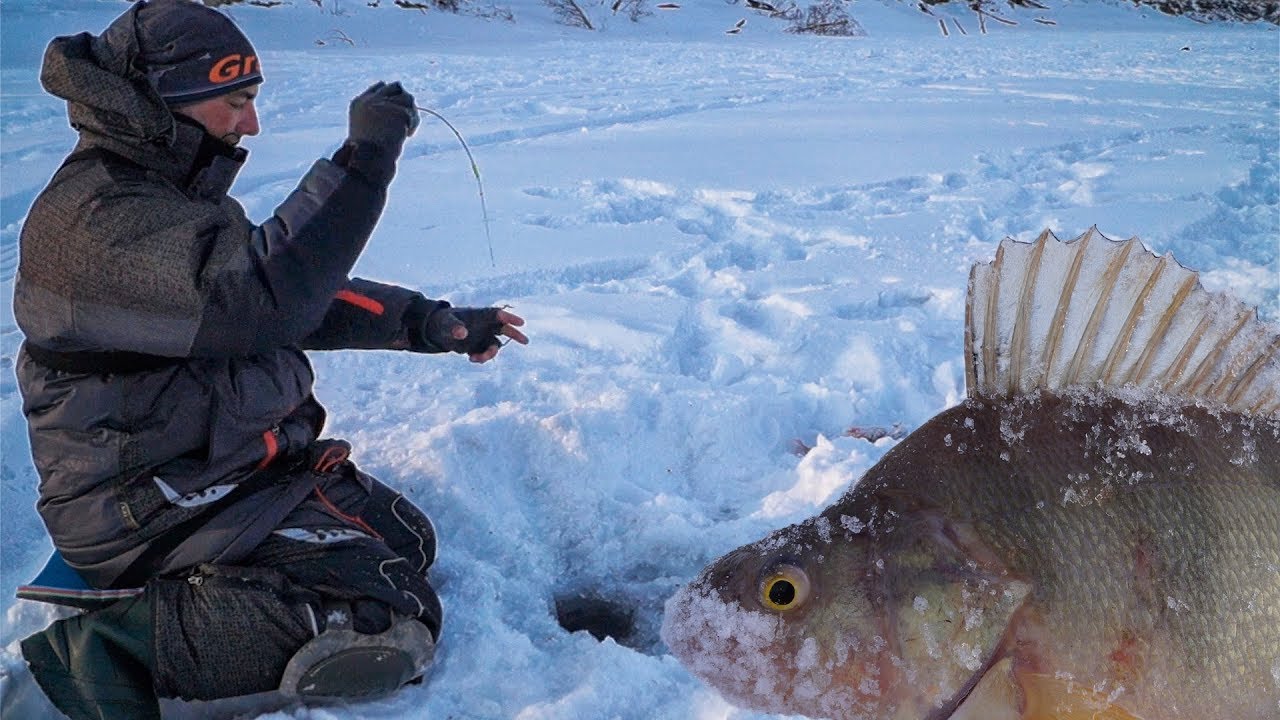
759, 564, 811, 612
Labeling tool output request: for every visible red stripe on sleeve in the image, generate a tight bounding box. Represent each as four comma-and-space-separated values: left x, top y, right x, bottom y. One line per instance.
335, 289, 385, 316
256, 429, 279, 470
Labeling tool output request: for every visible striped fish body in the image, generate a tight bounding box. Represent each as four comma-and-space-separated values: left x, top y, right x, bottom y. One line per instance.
855, 392, 1280, 718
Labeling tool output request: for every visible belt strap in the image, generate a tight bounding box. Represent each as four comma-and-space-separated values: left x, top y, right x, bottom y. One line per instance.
23, 341, 180, 375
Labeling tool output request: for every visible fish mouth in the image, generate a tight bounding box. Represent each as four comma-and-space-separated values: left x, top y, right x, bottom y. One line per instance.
661, 580, 796, 711
663, 579, 883, 718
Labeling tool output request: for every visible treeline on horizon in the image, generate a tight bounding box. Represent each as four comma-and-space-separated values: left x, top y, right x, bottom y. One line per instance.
204, 0, 1279, 27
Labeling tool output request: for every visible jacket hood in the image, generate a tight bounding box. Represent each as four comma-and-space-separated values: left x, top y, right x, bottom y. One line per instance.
40, 6, 249, 200
41, 4, 177, 151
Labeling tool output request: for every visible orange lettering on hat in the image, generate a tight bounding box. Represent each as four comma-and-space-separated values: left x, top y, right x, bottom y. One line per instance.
209, 54, 244, 83
209, 54, 259, 84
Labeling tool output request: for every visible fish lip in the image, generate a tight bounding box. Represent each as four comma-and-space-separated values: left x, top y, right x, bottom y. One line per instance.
660, 539, 838, 710
660, 581, 797, 714
664, 576, 893, 719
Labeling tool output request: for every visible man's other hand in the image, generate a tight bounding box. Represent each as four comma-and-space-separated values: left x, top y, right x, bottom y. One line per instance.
348, 81, 419, 152
420, 307, 528, 363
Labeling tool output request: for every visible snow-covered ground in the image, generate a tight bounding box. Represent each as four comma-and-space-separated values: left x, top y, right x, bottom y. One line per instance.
1, 1, 1276, 718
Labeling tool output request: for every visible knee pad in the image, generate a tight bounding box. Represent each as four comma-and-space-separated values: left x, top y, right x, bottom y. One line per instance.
363, 477, 437, 573
278, 601, 435, 701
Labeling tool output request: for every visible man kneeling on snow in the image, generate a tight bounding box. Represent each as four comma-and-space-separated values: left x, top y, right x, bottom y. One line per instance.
13, 1, 527, 717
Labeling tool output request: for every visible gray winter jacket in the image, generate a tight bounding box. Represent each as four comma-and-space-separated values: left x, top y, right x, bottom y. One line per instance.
14, 17, 441, 588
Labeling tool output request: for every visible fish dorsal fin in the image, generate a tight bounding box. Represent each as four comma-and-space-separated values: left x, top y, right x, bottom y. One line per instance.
964, 227, 1280, 414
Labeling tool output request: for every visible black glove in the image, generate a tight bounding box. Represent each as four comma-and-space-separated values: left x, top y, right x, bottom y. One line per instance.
347, 81, 419, 152
411, 304, 506, 356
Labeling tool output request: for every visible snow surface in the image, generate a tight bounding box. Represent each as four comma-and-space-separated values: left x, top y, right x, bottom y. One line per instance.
1, 1, 1277, 718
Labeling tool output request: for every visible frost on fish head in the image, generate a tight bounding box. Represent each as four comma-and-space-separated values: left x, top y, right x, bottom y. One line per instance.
662, 504, 1032, 720
661, 516, 886, 719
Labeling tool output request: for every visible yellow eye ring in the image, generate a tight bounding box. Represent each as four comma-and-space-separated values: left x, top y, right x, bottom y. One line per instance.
760, 564, 811, 612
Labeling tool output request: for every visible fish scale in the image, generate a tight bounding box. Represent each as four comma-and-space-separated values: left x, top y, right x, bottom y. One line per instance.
869, 396, 1280, 717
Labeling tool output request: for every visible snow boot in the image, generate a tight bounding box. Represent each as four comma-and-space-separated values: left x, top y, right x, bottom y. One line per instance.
278, 600, 435, 700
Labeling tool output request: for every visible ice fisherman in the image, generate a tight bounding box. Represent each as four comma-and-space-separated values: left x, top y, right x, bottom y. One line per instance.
11, 0, 528, 717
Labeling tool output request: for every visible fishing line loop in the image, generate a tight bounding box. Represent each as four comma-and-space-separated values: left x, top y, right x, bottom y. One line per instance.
415, 105, 496, 268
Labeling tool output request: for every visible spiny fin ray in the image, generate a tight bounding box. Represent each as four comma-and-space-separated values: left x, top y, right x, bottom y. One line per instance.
965, 227, 1280, 415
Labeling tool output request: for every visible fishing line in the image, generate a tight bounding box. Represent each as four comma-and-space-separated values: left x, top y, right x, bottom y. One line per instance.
415, 105, 496, 268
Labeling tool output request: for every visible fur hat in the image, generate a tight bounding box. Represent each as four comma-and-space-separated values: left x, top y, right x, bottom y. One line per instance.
130, 0, 263, 106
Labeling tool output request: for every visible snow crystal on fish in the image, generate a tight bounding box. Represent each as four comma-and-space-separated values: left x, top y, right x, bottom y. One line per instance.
815, 516, 832, 544
796, 636, 820, 671
953, 643, 983, 672
840, 514, 866, 535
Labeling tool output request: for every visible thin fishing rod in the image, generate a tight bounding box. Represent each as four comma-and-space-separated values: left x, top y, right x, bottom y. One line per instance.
416, 105, 496, 268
